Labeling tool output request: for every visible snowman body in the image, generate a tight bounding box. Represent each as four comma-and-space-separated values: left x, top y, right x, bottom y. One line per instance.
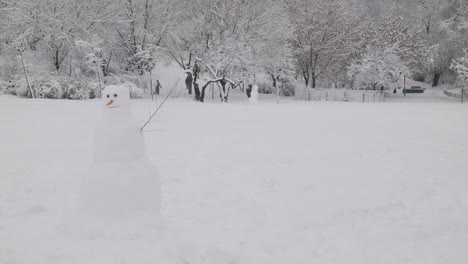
81, 85, 161, 215
93, 105, 144, 163
250, 84, 259, 104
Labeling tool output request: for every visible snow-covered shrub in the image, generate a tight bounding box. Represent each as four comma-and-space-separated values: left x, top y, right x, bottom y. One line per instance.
14, 78, 63, 98
86, 82, 101, 99
0, 54, 19, 81
280, 80, 295, 97
65, 83, 90, 100
256, 81, 295, 96
412, 73, 426, 82
33, 79, 63, 99
60, 79, 101, 100
13, 79, 63, 99
0, 80, 12, 95
257, 82, 273, 94
0, 81, 6, 95
14, 79, 31, 97
6, 81, 15, 94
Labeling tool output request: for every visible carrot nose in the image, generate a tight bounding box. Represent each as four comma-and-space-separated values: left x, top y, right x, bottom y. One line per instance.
106, 100, 114, 106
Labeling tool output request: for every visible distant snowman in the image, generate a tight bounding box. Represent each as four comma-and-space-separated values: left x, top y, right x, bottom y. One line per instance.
250, 84, 259, 104
80, 85, 161, 215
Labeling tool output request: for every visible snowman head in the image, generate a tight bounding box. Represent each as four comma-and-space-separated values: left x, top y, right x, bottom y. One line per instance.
102, 85, 131, 110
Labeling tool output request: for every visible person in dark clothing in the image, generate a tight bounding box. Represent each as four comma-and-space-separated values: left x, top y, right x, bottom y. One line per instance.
246, 84, 252, 98
193, 59, 200, 83
155, 80, 161, 95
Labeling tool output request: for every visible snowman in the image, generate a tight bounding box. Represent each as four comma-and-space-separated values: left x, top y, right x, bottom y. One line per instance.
250, 84, 259, 104
80, 85, 161, 215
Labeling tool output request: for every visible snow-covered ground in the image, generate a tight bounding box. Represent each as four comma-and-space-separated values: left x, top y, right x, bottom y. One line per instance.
1, 92, 468, 264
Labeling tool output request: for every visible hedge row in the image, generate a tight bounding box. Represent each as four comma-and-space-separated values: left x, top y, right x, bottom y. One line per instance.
0, 76, 146, 100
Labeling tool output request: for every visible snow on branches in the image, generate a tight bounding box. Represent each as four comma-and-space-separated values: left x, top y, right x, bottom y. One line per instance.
166, 0, 293, 85
286, 0, 368, 88
348, 46, 410, 91
451, 50, 468, 83
2, 0, 118, 71
375, 16, 431, 75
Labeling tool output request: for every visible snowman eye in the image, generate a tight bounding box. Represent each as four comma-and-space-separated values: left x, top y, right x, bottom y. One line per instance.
106, 94, 110, 98
114, 94, 118, 98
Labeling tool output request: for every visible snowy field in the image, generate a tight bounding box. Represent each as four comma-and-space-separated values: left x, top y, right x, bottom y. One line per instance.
1, 91, 468, 264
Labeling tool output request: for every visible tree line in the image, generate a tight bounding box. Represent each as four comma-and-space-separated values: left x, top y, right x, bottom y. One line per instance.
0, 0, 467, 97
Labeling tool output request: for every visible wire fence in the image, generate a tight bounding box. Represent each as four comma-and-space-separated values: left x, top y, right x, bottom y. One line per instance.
295, 89, 386, 103
443, 86, 468, 102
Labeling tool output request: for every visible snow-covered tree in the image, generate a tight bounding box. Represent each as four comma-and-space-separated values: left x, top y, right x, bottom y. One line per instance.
2, 0, 466, 95
253, 3, 295, 99
113, 0, 182, 74
3, 0, 118, 72
165, 0, 293, 102
133, 44, 160, 94
348, 45, 410, 91
451, 50, 468, 83
416, 0, 443, 37
76, 37, 109, 90
286, 0, 368, 88
428, 0, 467, 85
375, 16, 431, 77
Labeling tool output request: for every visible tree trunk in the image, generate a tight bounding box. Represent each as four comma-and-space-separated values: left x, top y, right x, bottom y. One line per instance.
304, 74, 309, 87
19, 49, 34, 99
185, 74, 193, 94
106, 52, 112, 75
211, 83, 214, 100
200, 85, 207, 102
432, 72, 441, 87
301, 61, 310, 87
194, 82, 201, 101
312, 75, 317, 89
95, 62, 103, 92
102, 51, 112, 77
55, 49, 60, 71
200, 79, 228, 102
276, 78, 280, 103
270, 73, 277, 88
150, 71, 154, 101
226, 84, 231, 102
200, 81, 214, 102
101, 64, 108, 77
220, 79, 227, 101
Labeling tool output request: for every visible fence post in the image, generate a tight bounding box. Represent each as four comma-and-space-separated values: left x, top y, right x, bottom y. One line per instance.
462, 88, 464, 104
308, 89, 311, 101
326, 91, 328, 101
362, 92, 365, 102
344, 91, 347, 102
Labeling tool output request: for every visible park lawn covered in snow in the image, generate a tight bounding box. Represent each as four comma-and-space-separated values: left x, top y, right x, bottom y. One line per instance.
1, 93, 468, 264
